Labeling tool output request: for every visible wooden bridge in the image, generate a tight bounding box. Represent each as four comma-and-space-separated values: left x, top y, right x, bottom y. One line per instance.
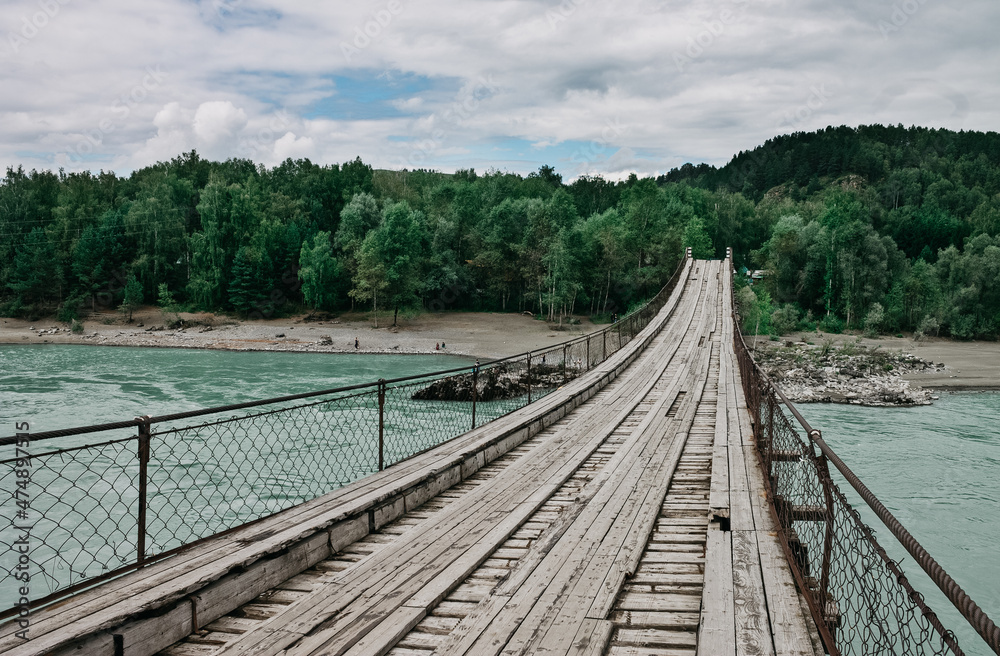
2, 257, 824, 656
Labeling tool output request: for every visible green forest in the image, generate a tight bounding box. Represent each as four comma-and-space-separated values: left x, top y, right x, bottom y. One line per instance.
3, 124, 1000, 338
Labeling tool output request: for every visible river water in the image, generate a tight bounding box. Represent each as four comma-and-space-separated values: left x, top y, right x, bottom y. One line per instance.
0, 344, 476, 609
797, 393, 1000, 656
1, 345, 997, 654
0, 344, 472, 434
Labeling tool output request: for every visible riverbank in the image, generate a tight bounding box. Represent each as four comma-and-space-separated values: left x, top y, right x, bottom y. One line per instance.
5, 311, 998, 392
746, 331, 1000, 405
0, 307, 595, 360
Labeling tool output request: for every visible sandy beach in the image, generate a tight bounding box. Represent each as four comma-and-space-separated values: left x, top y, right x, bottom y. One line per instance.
0, 307, 596, 361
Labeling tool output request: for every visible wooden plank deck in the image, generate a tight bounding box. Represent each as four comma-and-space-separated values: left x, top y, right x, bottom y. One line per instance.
0, 257, 823, 656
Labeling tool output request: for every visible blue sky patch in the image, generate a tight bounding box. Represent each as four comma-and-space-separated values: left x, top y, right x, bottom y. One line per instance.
304, 72, 459, 121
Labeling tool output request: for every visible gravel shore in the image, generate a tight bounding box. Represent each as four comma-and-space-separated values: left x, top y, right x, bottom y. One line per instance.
747, 331, 1000, 405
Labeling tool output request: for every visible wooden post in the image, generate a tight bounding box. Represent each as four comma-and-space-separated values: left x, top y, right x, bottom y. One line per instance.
562, 345, 567, 386
136, 416, 151, 567
586, 336, 590, 371
602, 329, 607, 361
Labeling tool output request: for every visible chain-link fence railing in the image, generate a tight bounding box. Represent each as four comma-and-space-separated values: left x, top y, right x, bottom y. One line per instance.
731, 268, 1000, 655
1, 257, 689, 616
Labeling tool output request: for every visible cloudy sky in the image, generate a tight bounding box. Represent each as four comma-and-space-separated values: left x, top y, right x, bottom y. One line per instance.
2, 0, 998, 180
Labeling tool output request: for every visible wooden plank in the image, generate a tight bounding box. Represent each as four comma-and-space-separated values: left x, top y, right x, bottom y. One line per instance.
731, 530, 775, 656
339, 605, 425, 656
567, 619, 614, 656
488, 428, 685, 652
191, 531, 330, 631
112, 600, 194, 656
222, 485, 548, 655
709, 309, 731, 521
48, 633, 115, 656
615, 593, 701, 613
742, 445, 779, 534
584, 350, 716, 621
615, 628, 697, 647
727, 412, 755, 532
696, 526, 735, 656
609, 611, 700, 628
435, 286, 713, 656
756, 530, 822, 656
504, 299, 719, 654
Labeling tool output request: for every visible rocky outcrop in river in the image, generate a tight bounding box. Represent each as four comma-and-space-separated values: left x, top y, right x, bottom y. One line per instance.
411, 363, 578, 401
753, 339, 947, 406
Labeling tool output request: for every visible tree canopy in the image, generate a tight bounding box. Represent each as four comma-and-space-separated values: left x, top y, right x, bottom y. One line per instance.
3, 123, 1000, 338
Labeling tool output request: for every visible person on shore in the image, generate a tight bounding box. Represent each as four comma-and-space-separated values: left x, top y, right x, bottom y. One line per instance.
354, 337, 359, 350
441, 341, 446, 348
436, 343, 440, 350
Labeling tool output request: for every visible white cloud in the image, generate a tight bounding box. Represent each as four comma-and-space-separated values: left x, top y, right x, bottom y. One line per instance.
273, 131, 316, 162
1, 0, 999, 178
192, 101, 248, 152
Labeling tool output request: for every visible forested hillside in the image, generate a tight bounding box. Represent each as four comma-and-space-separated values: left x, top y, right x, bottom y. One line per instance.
662, 125, 1000, 339
0, 156, 697, 326
3, 124, 1000, 338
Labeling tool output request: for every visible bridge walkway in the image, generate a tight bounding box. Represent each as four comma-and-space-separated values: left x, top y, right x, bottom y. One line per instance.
154, 259, 821, 656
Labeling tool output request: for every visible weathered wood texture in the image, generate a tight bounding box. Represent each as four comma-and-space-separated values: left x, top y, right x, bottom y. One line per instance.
696, 262, 821, 656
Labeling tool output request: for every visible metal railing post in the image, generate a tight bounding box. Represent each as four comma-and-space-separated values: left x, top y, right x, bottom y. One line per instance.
135, 416, 151, 567
767, 392, 775, 457
586, 336, 591, 371
562, 345, 567, 386
812, 429, 837, 637
377, 379, 386, 471
526, 353, 532, 404
471, 361, 479, 430
602, 329, 607, 361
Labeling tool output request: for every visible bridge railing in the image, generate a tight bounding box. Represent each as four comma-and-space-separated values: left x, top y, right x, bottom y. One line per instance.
0, 258, 688, 617
730, 269, 1000, 655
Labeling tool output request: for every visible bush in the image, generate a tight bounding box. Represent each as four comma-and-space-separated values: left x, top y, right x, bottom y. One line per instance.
70, 319, 84, 334
818, 314, 844, 334
771, 305, 800, 336
57, 302, 79, 323
863, 303, 884, 338
915, 315, 940, 341
798, 309, 817, 332
737, 286, 773, 335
